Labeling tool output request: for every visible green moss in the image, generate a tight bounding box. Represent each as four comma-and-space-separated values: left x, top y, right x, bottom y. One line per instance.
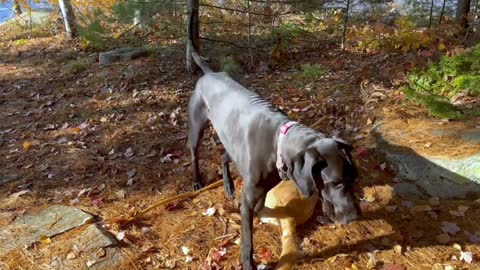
299, 63, 327, 79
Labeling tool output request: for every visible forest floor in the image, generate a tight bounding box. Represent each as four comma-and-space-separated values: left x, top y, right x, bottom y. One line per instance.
0, 36, 480, 270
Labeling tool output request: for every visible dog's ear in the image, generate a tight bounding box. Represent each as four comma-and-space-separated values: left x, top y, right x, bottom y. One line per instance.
286, 148, 322, 197
332, 137, 358, 181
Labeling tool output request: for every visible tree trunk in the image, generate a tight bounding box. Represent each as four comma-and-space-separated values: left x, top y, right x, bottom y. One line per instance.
439, 0, 447, 24
13, 0, 22, 16
186, 0, 200, 73
456, 0, 471, 32
428, 0, 434, 28
341, 0, 351, 50
58, 0, 77, 39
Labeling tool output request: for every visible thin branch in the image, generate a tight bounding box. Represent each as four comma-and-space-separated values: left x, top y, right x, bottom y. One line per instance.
200, 36, 253, 49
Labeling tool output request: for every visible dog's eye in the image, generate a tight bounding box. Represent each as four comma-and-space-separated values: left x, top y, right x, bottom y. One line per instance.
334, 183, 344, 190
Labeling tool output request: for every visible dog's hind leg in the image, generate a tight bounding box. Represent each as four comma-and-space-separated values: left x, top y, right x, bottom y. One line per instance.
221, 151, 235, 199
188, 93, 209, 191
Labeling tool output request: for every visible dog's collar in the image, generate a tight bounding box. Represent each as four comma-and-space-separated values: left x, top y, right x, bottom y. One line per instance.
276, 121, 297, 179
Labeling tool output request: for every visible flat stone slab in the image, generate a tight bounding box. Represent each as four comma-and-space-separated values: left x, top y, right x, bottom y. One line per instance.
0, 205, 93, 254
51, 225, 124, 270
99, 47, 150, 66
373, 122, 480, 199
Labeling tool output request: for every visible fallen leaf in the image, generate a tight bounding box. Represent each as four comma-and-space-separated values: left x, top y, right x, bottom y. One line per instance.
259, 247, 272, 262
460, 251, 474, 263
441, 222, 460, 235
181, 246, 191, 255
141, 227, 151, 234
77, 188, 89, 197
202, 207, 216, 216
234, 238, 241, 246
453, 243, 462, 251
380, 163, 387, 171
185, 255, 193, 263
127, 178, 134, 186
69, 198, 80, 205
66, 252, 76, 260
355, 147, 368, 159
23, 141, 31, 150
210, 248, 227, 263
436, 233, 451, 244
100, 117, 107, 123
444, 265, 455, 270
91, 197, 104, 207
127, 169, 137, 178
116, 231, 126, 241
57, 137, 68, 144
124, 147, 134, 158
115, 190, 126, 198
393, 244, 402, 254
39, 235, 51, 244
160, 153, 174, 163
86, 260, 96, 267
10, 189, 30, 198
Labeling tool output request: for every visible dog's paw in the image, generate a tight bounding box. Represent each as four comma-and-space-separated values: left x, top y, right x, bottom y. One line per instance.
193, 181, 204, 191
224, 183, 235, 199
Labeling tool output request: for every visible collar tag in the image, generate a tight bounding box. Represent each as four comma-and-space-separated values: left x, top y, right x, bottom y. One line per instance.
276, 121, 297, 178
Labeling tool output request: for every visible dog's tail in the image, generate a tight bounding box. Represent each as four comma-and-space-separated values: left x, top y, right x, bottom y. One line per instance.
188, 10, 212, 73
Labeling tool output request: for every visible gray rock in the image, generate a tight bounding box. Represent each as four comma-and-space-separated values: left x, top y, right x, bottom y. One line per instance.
62, 225, 124, 270
460, 128, 480, 143
373, 122, 480, 199
99, 47, 150, 66
0, 174, 19, 185
393, 182, 426, 199
74, 224, 118, 251
0, 205, 93, 254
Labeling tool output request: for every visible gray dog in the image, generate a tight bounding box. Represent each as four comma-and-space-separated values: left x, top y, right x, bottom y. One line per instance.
187, 29, 360, 270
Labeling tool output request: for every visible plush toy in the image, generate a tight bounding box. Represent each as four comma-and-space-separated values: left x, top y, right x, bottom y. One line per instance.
258, 180, 319, 270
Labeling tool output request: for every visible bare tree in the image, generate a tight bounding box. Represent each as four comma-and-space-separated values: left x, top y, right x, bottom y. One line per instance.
186, 0, 200, 72
456, 0, 471, 32
58, 0, 77, 39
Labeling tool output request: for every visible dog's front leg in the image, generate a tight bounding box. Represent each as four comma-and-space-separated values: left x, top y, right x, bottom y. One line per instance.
240, 185, 266, 270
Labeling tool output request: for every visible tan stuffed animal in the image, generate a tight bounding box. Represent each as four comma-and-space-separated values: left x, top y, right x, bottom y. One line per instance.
258, 180, 319, 270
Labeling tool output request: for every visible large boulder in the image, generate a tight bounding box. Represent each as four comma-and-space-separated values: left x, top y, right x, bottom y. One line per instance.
372, 120, 480, 199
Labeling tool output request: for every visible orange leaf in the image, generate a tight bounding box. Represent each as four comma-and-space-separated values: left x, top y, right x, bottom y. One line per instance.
23, 141, 31, 150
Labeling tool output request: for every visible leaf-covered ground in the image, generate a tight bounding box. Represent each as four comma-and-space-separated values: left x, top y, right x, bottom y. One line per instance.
1, 36, 480, 269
